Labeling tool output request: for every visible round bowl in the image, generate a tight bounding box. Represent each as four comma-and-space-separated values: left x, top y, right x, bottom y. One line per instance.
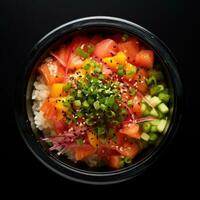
15, 16, 183, 184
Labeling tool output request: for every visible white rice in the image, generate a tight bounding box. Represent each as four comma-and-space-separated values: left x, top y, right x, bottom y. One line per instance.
32, 75, 52, 132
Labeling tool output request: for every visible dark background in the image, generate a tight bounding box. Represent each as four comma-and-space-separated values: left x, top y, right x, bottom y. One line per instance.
1, 0, 198, 195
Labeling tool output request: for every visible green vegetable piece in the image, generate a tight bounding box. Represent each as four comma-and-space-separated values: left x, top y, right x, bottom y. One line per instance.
97, 126, 106, 135
94, 66, 102, 73
74, 100, 81, 107
117, 64, 125, 76
93, 101, 100, 110
150, 96, 162, 107
122, 34, 129, 42
84, 63, 91, 70
124, 157, 132, 164
107, 110, 116, 118
63, 100, 70, 107
76, 138, 83, 145
83, 100, 89, 108
98, 74, 105, 80
118, 69, 124, 76
150, 120, 160, 126
141, 103, 147, 112
120, 159, 125, 167
88, 96, 94, 104
113, 103, 119, 111
77, 112, 83, 117
143, 107, 150, 116
100, 104, 106, 111
87, 44, 95, 54
105, 96, 115, 107
148, 70, 164, 81
66, 95, 75, 102
158, 93, 170, 103
126, 65, 136, 75
120, 108, 127, 116
150, 125, 157, 132
46, 141, 53, 146
65, 118, 72, 125
142, 122, 151, 132
149, 133, 158, 141
77, 90, 82, 98
85, 118, 94, 126
158, 111, 164, 119
149, 108, 159, 117
150, 84, 164, 96
158, 103, 169, 114
140, 132, 150, 141
157, 119, 167, 133
146, 76, 157, 85
129, 88, 136, 96
128, 99, 134, 107
108, 128, 114, 138
63, 83, 72, 91
112, 135, 117, 143
75, 47, 89, 59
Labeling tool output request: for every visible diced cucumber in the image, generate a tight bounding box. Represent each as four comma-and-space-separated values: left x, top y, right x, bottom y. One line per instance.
141, 132, 150, 141
149, 133, 158, 141
143, 108, 150, 116
144, 95, 151, 102
158, 110, 164, 119
150, 96, 162, 107
46, 141, 53, 146
150, 108, 159, 117
138, 140, 149, 149
162, 88, 169, 94
150, 119, 160, 126
146, 76, 157, 85
157, 119, 167, 133
150, 84, 164, 96
142, 122, 151, 132
151, 125, 158, 132
158, 93, 170, 103
158, 103, 169, 114
141, 103, 147, 112
148, 69, 164, 81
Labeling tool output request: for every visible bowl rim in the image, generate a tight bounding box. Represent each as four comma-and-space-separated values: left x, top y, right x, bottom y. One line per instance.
14, 16, 183, 185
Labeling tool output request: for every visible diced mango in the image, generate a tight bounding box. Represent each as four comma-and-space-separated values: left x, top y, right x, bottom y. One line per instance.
50, 83, 65, 98
55, 97, 67, 112
114, 52, 127, 65
102, 57, 117, 69
57, 110, 65, 120
102, 51, 127, 69
87, 131, 99, 148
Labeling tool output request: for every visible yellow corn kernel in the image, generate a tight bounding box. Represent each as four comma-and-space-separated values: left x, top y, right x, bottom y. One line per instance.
102, 57, 117, 68
50, 83, 65, 98
55, 97, 67, 112
87, 131, 99, 148
114, 51, 127, 64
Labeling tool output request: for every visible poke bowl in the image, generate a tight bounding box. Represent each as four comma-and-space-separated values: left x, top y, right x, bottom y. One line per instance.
15, 16, 183, 184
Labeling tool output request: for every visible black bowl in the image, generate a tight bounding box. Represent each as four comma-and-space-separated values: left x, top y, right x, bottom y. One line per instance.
15, 16, 183, 184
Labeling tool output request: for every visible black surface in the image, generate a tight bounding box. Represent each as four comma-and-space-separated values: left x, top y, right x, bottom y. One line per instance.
1, 0, 198, 195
